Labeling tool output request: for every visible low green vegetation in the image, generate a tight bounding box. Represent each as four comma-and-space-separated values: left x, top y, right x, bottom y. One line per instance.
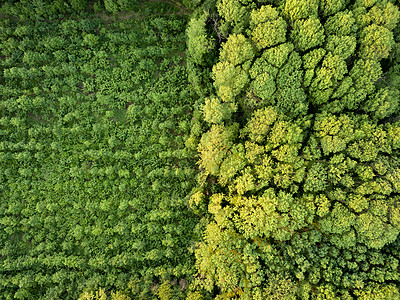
1, 0, 400, 299
0, 1, 198, 299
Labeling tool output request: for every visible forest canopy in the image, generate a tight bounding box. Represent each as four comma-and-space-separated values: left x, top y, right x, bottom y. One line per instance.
187, 0, 400, 298
1, 0, 400, 299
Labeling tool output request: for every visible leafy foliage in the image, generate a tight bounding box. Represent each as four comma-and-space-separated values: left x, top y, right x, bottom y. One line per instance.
0, 2, 199, 299
2, 0, 400, 298
187, 0, 400, 298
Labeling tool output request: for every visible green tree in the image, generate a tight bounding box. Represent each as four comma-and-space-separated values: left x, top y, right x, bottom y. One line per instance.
187, 12, 215, 66
250, 5, 287, 50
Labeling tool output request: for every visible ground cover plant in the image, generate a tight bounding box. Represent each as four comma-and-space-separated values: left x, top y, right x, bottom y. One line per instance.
0, 1, 199, 298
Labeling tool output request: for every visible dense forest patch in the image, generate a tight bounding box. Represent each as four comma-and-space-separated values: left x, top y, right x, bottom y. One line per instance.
1, 0, 400, 299
186, 0, 400, 298
0, 1, 199, 299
